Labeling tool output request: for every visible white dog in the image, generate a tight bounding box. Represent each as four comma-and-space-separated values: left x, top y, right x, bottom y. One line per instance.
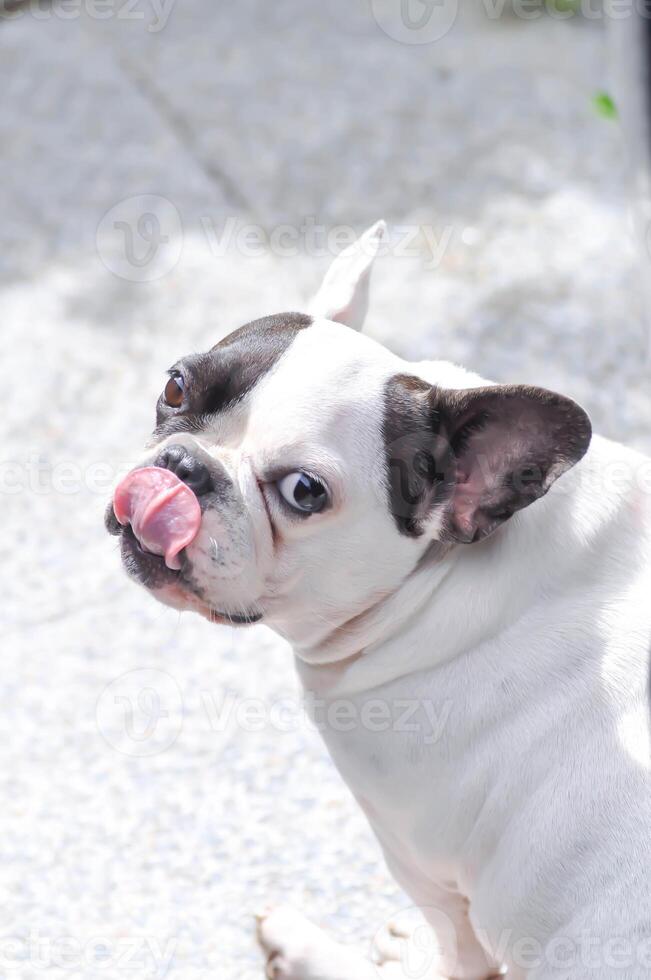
107, 223, 651, 979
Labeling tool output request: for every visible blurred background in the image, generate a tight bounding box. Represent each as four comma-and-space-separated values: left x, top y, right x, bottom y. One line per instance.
3, 1, 651, 977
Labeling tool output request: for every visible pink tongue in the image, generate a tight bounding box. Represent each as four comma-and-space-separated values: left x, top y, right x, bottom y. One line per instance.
113, 467, 202, 570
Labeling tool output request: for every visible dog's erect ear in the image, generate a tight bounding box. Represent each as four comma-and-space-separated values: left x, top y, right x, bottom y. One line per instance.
383, 376, 592, 542
437, 384, 592, 543
309, 220, 386, 331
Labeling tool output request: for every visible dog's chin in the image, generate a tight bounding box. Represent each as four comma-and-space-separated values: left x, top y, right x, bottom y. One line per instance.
152, 585, 263, 627
117, 524, 262, 627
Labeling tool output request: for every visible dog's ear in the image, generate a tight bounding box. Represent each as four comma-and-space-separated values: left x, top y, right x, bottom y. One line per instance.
309, 220, 386, 331
437, 384, 592, 543
384, 376, 592, 542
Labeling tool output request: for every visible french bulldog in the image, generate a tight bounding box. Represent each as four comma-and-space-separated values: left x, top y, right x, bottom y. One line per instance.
106, 222, 651, 980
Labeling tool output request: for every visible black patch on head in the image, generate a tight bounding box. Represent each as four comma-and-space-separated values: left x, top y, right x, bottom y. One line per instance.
154, 311, 311, 436
382, 374, 455, 536
383, 374, 592, 542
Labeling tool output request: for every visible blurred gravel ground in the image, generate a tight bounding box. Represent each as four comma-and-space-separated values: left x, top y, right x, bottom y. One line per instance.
2, 2, 650, 978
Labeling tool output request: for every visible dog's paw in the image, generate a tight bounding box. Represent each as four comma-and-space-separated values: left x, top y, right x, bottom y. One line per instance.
256, 906, 382, 980
256, 907, 315, 979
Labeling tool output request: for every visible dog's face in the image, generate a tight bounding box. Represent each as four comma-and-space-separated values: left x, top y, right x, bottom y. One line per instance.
106, 222, 592, 652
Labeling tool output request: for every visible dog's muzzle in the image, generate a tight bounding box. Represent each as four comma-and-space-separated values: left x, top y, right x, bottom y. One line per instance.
105, 445, 263, 626
105, 443, 216, 570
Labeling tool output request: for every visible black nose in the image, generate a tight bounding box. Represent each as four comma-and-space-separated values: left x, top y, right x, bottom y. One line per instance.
154, 444, 213, 496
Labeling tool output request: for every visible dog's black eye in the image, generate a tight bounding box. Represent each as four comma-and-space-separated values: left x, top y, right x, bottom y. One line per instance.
164, 373, 184, 408
277, 472, 328, 514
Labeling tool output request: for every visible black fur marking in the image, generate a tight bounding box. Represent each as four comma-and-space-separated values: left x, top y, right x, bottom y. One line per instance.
154, 312, 312, 436
382, 375, 592, 542
382, 374, 455, 536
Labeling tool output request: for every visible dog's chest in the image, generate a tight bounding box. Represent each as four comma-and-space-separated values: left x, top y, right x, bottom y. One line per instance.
301, 669, 491, 877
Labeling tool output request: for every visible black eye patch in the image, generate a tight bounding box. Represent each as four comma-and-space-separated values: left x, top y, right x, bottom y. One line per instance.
154, 311, 312, 434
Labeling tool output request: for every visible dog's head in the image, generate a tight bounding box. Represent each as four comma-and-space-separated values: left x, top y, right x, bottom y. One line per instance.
106, 221, 591, 651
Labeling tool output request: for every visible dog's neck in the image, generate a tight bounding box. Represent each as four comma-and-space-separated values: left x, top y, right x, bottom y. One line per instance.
293, 535, 497, 696
293, 436, 626, 697
292, 539, 458, 666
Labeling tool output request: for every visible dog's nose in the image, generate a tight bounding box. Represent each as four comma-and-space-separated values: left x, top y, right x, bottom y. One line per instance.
154, 444, 213, 496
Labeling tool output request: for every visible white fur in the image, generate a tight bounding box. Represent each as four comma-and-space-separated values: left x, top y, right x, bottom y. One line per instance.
127, 225, 651, 979
309, 219, 386, 331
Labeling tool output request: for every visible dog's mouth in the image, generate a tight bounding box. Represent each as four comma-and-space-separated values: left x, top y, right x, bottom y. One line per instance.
113, 466, 203, 569
105, 470, 263, 627
106, 465, 201, 594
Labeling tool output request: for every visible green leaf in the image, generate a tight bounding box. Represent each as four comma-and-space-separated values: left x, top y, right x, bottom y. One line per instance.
593, 91, 618, 120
